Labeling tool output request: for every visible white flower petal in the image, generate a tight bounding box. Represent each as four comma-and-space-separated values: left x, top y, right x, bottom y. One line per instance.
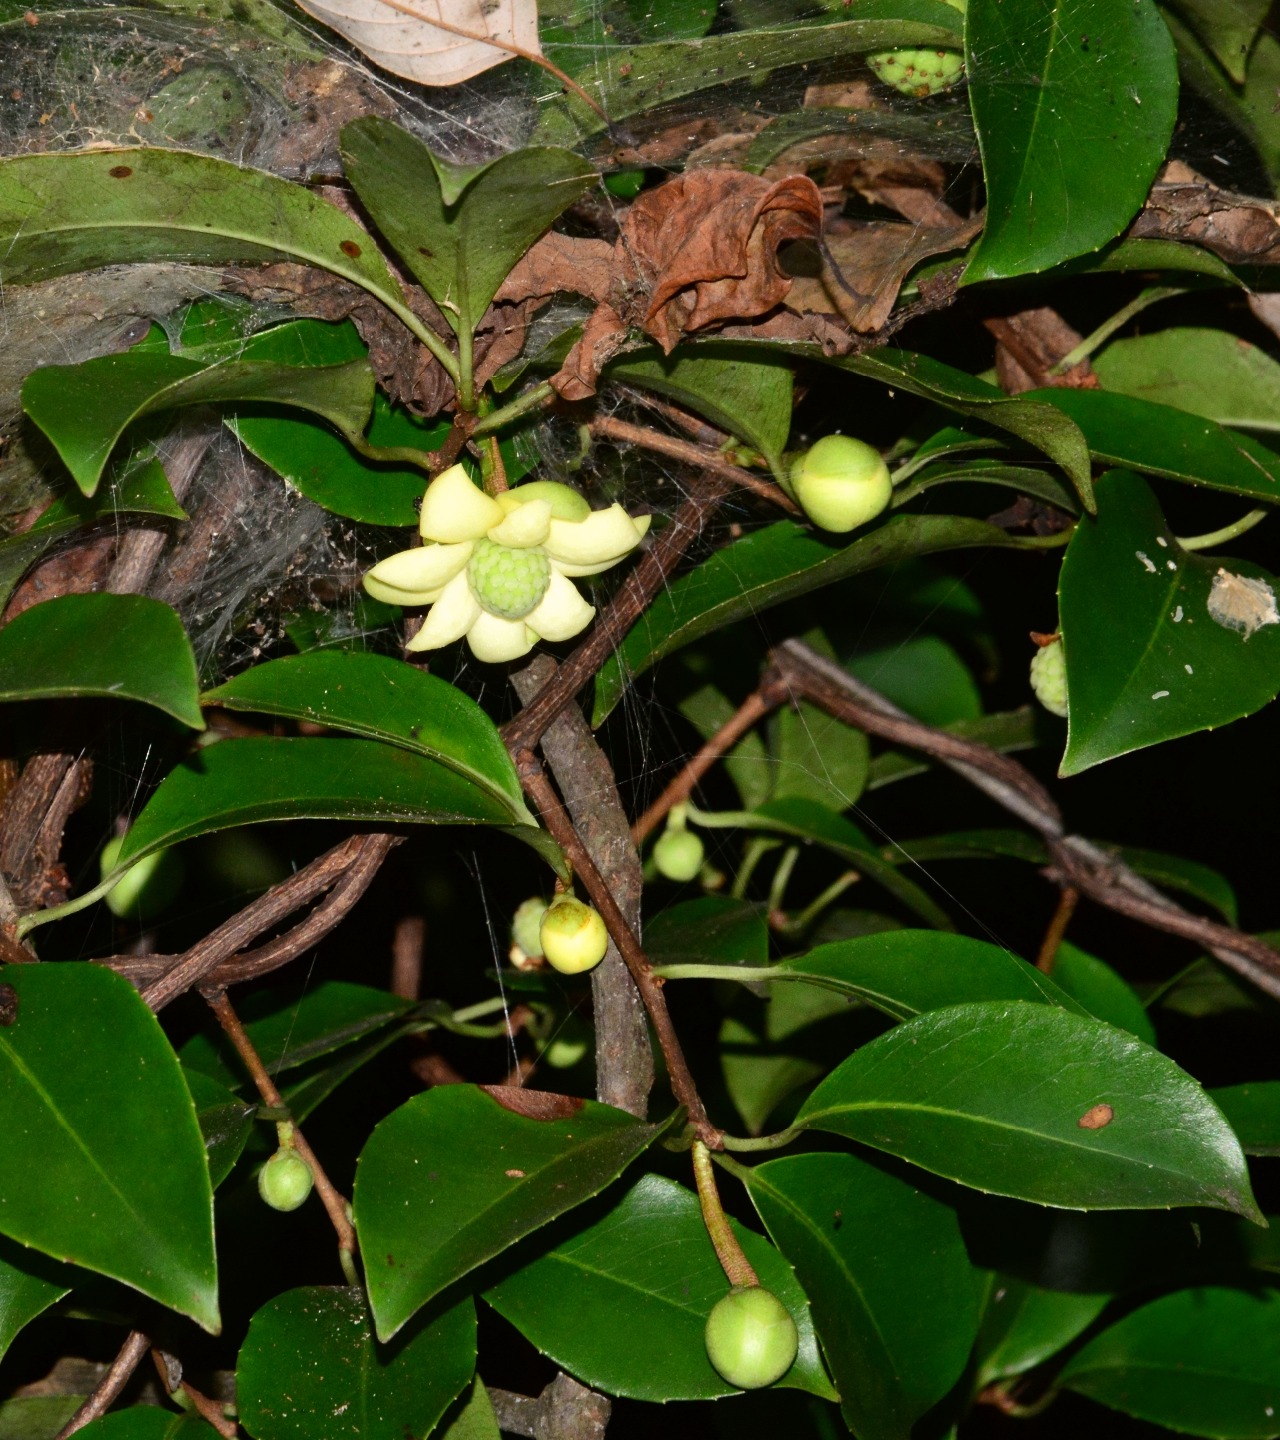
405, 571, 481, 652
525, 568, 596, 642
365, 541, 472, 603
544, 507, 648, 567
487, 498, 552, 549
466, 610, 537, 663
419, 464, 504, 543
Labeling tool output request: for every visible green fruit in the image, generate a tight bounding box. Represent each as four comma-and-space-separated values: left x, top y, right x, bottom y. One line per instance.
467, 537, 551, 619
506, 480, 592, 522
1030, 637, 1069, 718
654, 826, 705, 883
705, 1286, 799, 1390
790, 435, 892, 534
511, 896, 549, 959
540, 897, 609, 975
258, 1148, 314, 1212
868, 47, 965, 96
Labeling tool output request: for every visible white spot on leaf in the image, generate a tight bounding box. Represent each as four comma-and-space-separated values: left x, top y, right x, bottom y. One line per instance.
1136, 551, 1157, 573
1207, 568, 1280, 640
1152, 690, 1170, 700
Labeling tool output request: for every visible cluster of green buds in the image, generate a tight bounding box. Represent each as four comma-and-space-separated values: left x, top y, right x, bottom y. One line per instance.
868, 0, 966, 97
363, 466, 649, 663
786, 435, 893, 534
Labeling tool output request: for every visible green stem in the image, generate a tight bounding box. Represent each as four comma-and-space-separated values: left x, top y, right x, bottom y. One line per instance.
1177, 506, 1270, 551
720, 1126, 803, 1152
1048, 285, 1186, 374
652, 963, 778, 984
776, 870, 862, 935
730, 835, 780, 900
15, 873, 121, 939
380, 300, 460, 386
766, 845, 800, 915
472, 382, 556, 439
457, 327, 476, 413
692, 1141, 759, 1289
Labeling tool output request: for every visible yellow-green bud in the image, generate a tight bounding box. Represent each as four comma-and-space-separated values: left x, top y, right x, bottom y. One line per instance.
505, 480, 591, 522
1030, 636, 1069, 718
511, 897, 549, 962
258, 1147, 314, 1212
790, 435, 892, 534
705, 1285, 799, 1390
539, 897, 609, 975
653, 826, 705, 883
99, 835, 182, 919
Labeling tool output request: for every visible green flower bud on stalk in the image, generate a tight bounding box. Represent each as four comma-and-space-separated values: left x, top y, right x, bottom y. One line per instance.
653, 824, 705, 883
510, 896, 549, 964
539, 896, 609, 975
789, 435, 892, 534
1030, 634, 1069, 718
99, 835, 182, 919
704, 1285, 799, 1390
258, 1146, 314, 1212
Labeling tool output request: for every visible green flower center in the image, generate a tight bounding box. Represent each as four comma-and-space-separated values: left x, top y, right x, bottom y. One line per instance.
467, 538, 551, 620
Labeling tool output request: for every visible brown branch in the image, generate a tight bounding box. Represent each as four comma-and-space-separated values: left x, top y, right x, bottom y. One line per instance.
502, 467, 733, 755
631, 678, 787, 847
511, 657, 652, 1118
1035, 886, 1078, 975
52, 1330, 150, 1440
515, 749, 718, 1145
773, 639, 1280, 998
489, 1374, 610, 1440
590, 414, 799, 514
202, 987, 357, 1265
133, 833, 397, 1011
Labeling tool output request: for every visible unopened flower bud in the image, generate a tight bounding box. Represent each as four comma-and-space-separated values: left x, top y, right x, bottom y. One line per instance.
258, 1147, 314, 1212
539, 897, 609, 975
704, 1285, 799, 1390
790, 435, 892, 534
654, 826, 705, 883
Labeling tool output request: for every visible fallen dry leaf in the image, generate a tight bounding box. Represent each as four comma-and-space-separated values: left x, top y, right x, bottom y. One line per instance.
292, 0, 539, 87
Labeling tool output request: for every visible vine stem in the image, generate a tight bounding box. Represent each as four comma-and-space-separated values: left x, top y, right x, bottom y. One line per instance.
514, 749, 720, 1146
52, 1330, 150, 1439
202, 988, 359, 1283
691, 1140, 758, 1289
631, 678, 787, 846
1177, 506, 1270, 551
1035, 886, 1078, 974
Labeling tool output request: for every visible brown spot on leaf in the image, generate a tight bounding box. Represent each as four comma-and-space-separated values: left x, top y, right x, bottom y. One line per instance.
0, 984, 17, 1025
1077, 1103, 1114, 1130
480, 1085, 584, 1121
108, 165, 133, 179
339, 240, 362, 258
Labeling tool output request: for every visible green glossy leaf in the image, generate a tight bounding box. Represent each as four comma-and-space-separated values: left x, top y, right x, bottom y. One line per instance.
746, 1152, 980, 1440
1048, 943, 1156, 1044
749, 798, 955, 930
0, 964, 218, 1331
606, 346, 794, 468
0, 594, 202, 729
0, 458, 186, 610
354, 1085, 674, 1340
280, 1024, 413, 1126
774, 931, 1083, 1021
437, 1378, 501, 1440
893, 828, 1049, 866
743, 105, 977, 175
797, 1000, 1260, 1219
1049, 235, 1241, 283
237, 1287, 475, 1440
203, 651, 530, 822
771, 701, 869, 810
1096, 327, 1280, 431
339, 119, 596, 341
1113, 846, 1239, 923
183, 1068, 255, 1190
897, 458, 1082, 516
75, 1412, 218, 1440
113, 738, 557, 874
865, 709, 1039, 789
593, 514, 1022, 725
535, 2, 964, 142
0, 147, 412, 324
965, 0, 1179, 280
0, 1396, 84, 1440
676, 682, 773, 810
973, 1272, 1109, 1388
847, 636, 981, 727
644, 896, 769, 969
0, 1237, 70, 1365
1061, 1286, 1280, 1438
1169, 0, 1269, 82
1059, 471, 1280, 775
1030, 388, 1280, 501
181, 981, 411, 1090
485, 1172, 834, 1401
24, 351, 373, 497
233, 392, 444, 526
1210, 1083, 1280, 1157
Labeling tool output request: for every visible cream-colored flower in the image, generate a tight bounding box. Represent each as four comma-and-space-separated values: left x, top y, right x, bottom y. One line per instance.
363, 466, 650, 663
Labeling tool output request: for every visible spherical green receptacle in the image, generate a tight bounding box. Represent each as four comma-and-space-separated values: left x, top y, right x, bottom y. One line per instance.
539, 897, 609, 975
258, 1148, 314, 1212
1030, 637, 1069, 718
705, 1285, 799, 1390
790, 435, 892, 534
654, 826, 705, 883
868, 46, 965, 96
